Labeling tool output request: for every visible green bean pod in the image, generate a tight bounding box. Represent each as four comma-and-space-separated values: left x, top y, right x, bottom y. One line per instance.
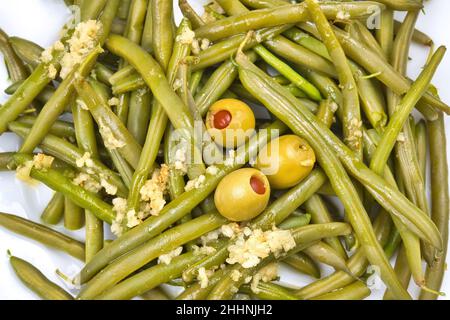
17, 115, 75, 141
9, 122, 128, 198
0, 212, 85, 260
10, 256, 73, 300
40, 194, 63, 225
64, 197, 85, 231
9, 37, 44, 69
78, 212, 228, 299
283, 252, 320, 279
12, 154, 116, 224
0, 28, 29, 82
241, 282, 299, 300
303, 242, 349, 272
311, 281, 371, 300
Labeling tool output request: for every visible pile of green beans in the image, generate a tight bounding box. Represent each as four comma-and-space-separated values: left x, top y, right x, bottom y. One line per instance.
0, 0, 448, 301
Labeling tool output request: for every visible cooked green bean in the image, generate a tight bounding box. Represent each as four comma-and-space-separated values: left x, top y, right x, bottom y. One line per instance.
236, 50, 435, 299
311, 281, 371, 300
370, 47, 445, 177
0, 28, 29, 82
97, 251, 202, 300
383, 245, 412, 300
303, 242, 349, 272
195, 2, 384, 42
241, 282, 299, 300
9, 255, 73, 300
0, 212, 85, 260
374, 0, 422, 11
8, 122, 128, 198
12, 153, 116, 225
283, 252, 320, 279
80, 0, 108, 21
75, 79, 142, 169
16, 115, 75, 140
64, 197, 85, 231
118, 0, 132, 20
420, 112, 449, 300
179, 0, 204, 29
376, 9, 394, 58
304, 195, 347, 259
415, 120, 427, 180
19, 47, 102, 154
8, 36, 44, 68
78, 212, 227, 299
78, 121, 286, 284
5, 80, 55, 104
278, 213, 311, 230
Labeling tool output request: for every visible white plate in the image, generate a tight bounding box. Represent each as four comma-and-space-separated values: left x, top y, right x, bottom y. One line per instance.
0, 0, 449, 300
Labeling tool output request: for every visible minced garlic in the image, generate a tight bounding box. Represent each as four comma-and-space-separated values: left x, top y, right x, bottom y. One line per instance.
174, 146, 188, 173
221, 223, 241, 238
60, 20, 102, 79
250, 263, 278, 293
200, 38, 210, 51
139, 164, 170, 217
99, 123, 126, 150
111, 197, 127, 236
72, 173, 102, 193
230, 269, 242, 282
191, 39, 201, 55
108, 97, 120, 107
126, 209, 140, 228
100, 177, 118, 196
176, 27, 195, 45
158, 247, 183, 265
76, 152, 94, 168
47, 64, 58, 79
32, 154, 54, 170
226, 227, 296, 268
16, 161, 34, 183
197, 267, 214, 288
206, 165, 219, 176
184, 175, 206, 192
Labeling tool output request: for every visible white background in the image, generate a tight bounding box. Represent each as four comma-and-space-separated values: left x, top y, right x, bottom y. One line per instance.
0, 0, 449, 300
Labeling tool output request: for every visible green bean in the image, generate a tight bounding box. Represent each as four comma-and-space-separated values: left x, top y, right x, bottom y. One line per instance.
4, 80, 55, 104
78, 212, 227, 299
78, 121, 286, 284
283, 252, 320, 279
111, 74, 144, 94
92, 63, 114, 85
141, 0, 153, 52
40, 193, 65, 225
73, 85, 104, 262
415, 120, 427, 181
394, 20, 433, 47
195, 2, 384, 42
420, 113, 449, 300
140, 288, 170, 300
17, 115, 75, 140
364, 124, 425, 288
241, 282, 299, 300
303, 242, 349, 272
370, 47, 445, 177
64, 197, 85, 231
9, 122, 128, 198
111, 17, 127, 35
0, 29, 29, 82
193, 25, 291, 71
312, 281, 371, 300
376, 9, 394, 58
118, 0, 132, 19
98, 251, 203, 300
106, 34, 195, 136
152, 0, 174, 69
12, 153, 116, 224
383, 245, 412, 300
253, 44, 321, 101
236, 51, 431, 299
0, 212, 85, 260
304, 195, 347, 259
75, 79, 142, 169
278, 213, 311, 230
126, 19, 194, 217
19, 47, 102, 153
80, 0, 108, 21
264, 37, 337, 78
207, 223, 353, 300
306, 0, 362, 158
294, 210, 391, 299
195, 60, 238, 116
177, 269, 227, 300
127, 88, 152, 145
179, 0, 204, 29
9, 255, 73, 300
349, 21, 385, 60
283, 27, 330, 60
374, 0, 422, 11
182, 167, 326, 283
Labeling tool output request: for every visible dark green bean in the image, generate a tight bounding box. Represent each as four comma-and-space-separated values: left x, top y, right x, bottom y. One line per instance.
0, 28, 29, 82
64, 197, 85, 231
311, 281, 371, 300
283, 252, 320, 279
9, 37, 43, 69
